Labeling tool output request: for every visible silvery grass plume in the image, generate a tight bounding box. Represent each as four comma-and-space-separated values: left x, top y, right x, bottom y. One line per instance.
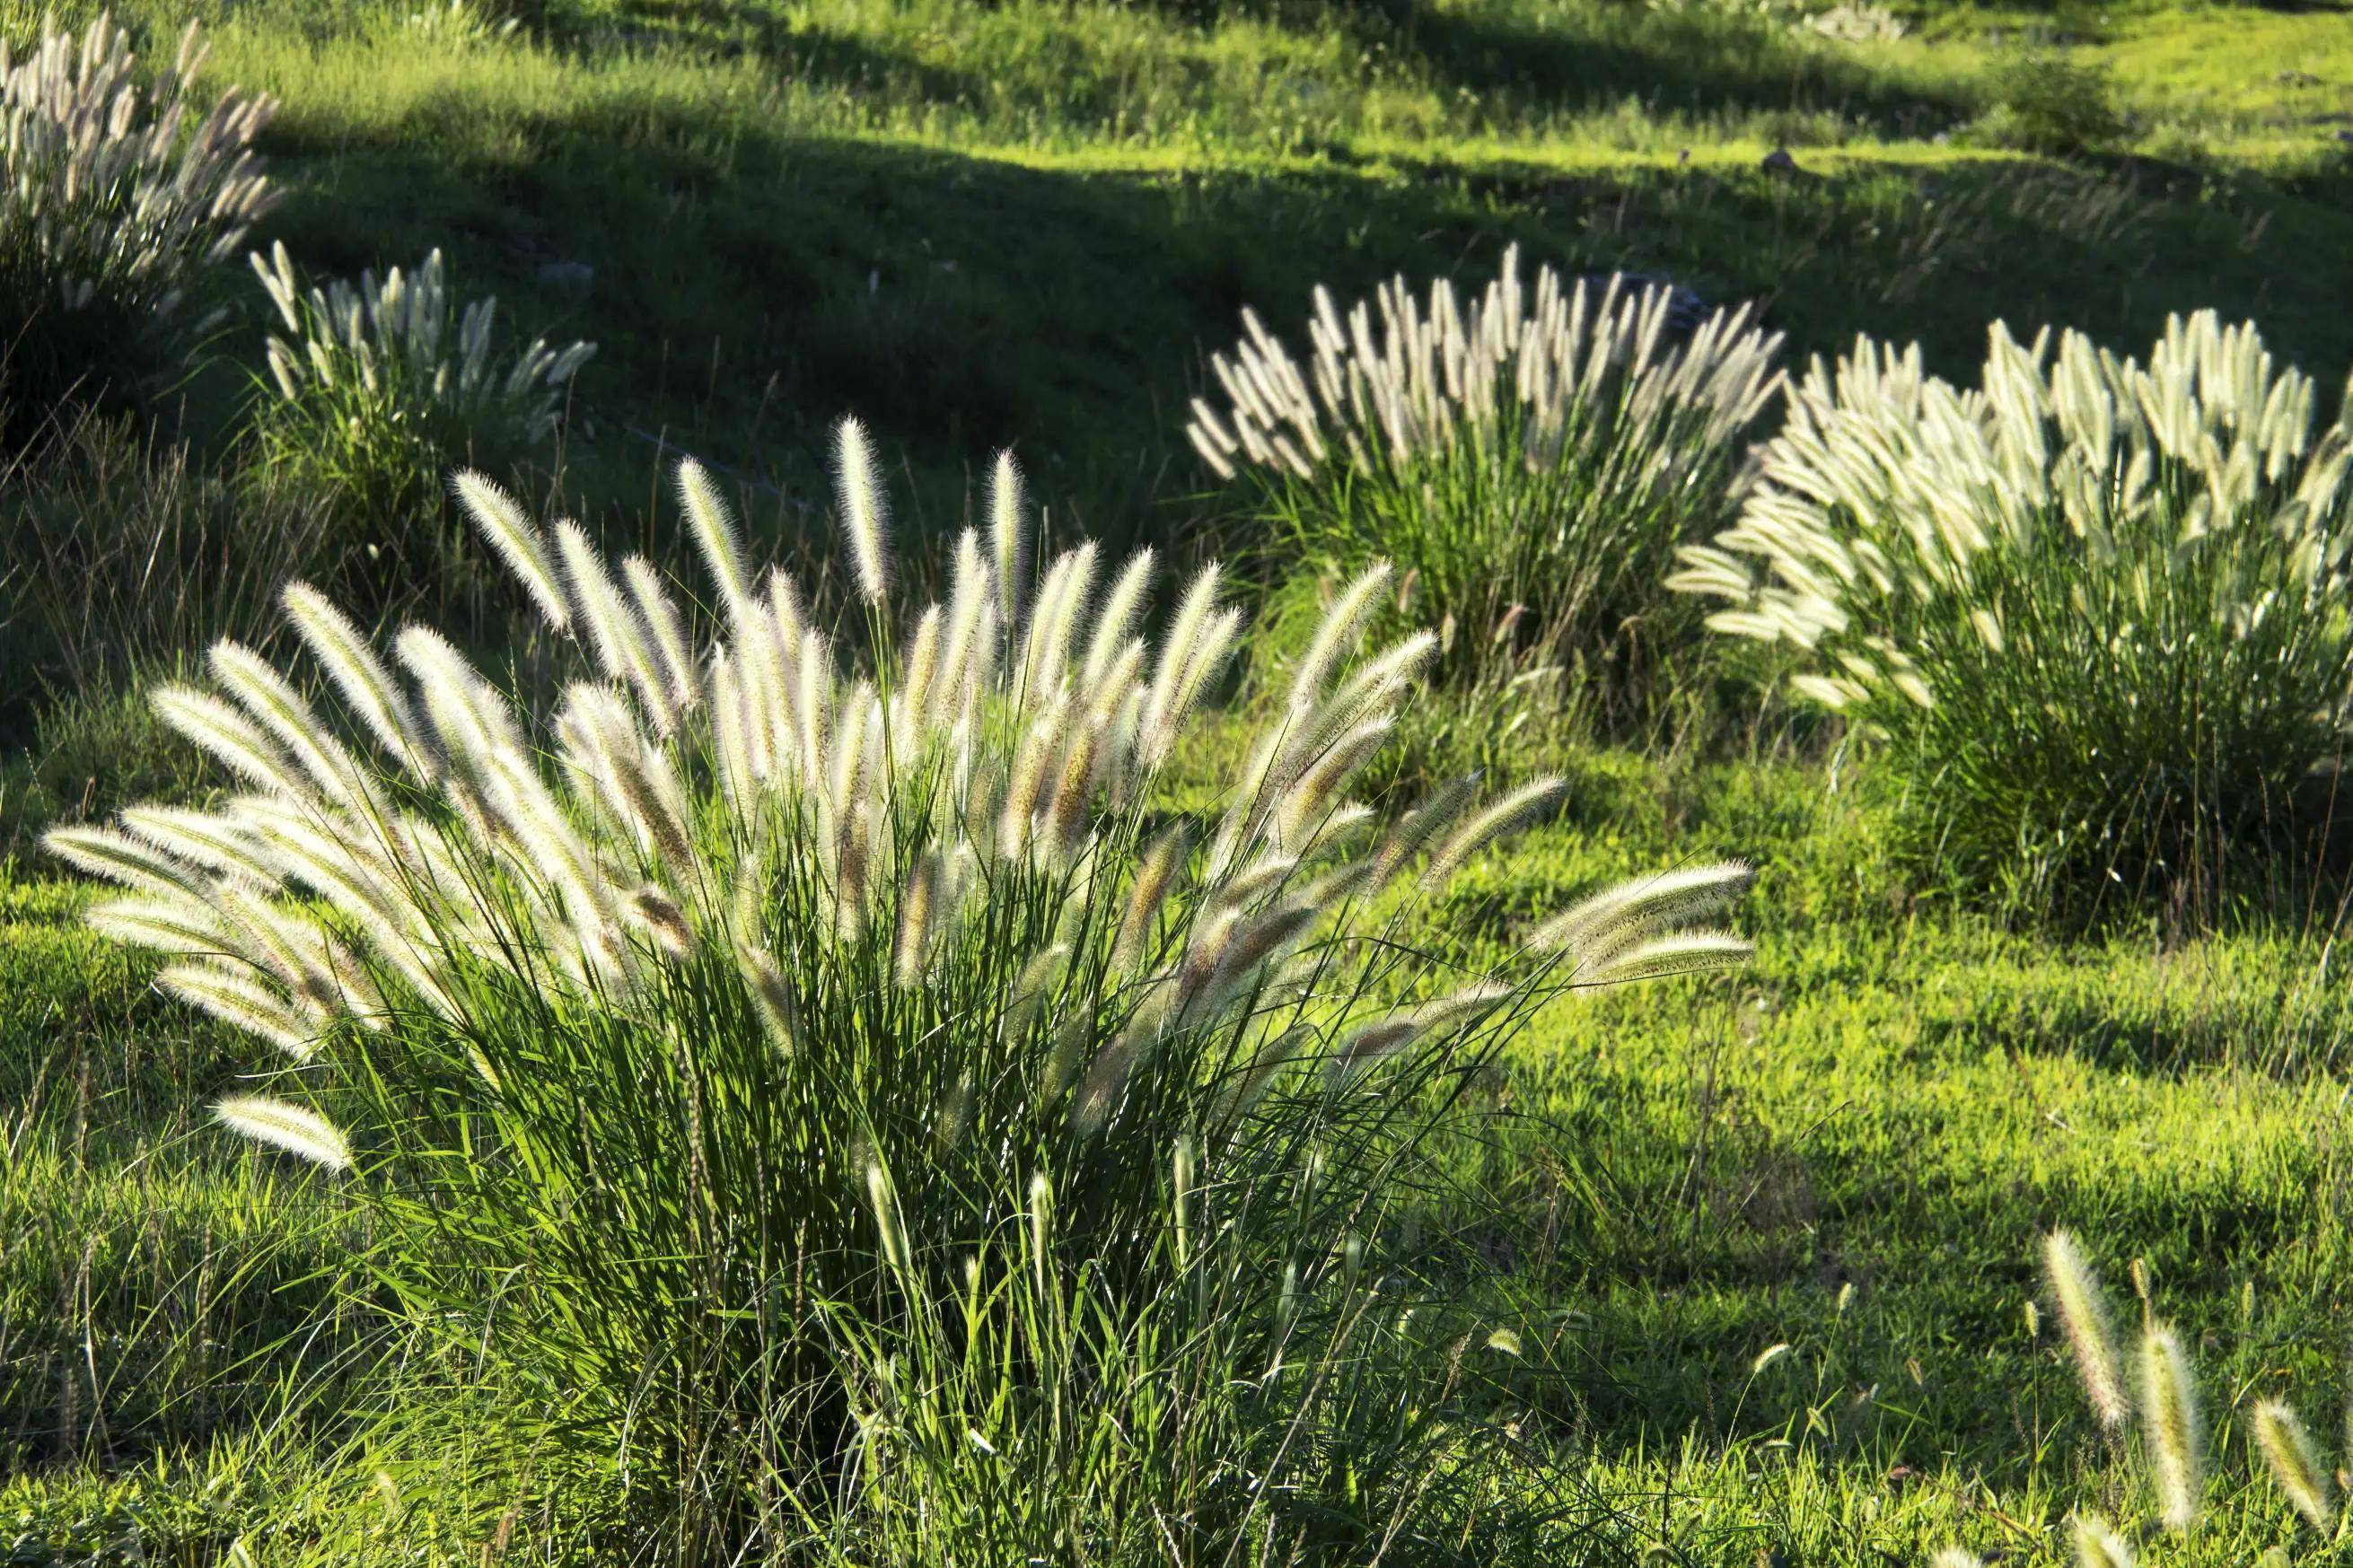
1187, 244, 1783, 696
49, 415, 1754, 1462
2071, 1512, 2137, 1568
0, 10, 274, 320
2138, 1323, 2202, 1531
2044, 1229, 2131, 1429
2252, 1399, 2338, 1531
1672, 312, 2353, 901
252, 241, 595, 448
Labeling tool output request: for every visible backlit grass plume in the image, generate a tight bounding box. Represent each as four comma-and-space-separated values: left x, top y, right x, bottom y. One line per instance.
2252, 1399, 2337, 1531
1937, 1233, 2305, 1568
0, 10, 276, 420
53, 415, 1751, 1534
2139, 1324, 2203, 1531
1188, 244, 1783, 708
248, 241, 594, 556
1673, 312, 2353, 908
2071, 1512, 2137, 1568
2044, 1229, 2130, 1429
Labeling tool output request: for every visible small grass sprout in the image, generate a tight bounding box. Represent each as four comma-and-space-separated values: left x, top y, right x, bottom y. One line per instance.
1675, 311, 2353, 909
1189, 243, 1783, 708
54, 411, 1752, 1543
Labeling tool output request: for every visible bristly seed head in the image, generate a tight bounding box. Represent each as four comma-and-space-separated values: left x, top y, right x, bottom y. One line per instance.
2138, 1323, 2202, 1531
2253, 1399, 2337, 1530
57, 417, 1758, 1293
834, 416, 891, 607
2044, 1230, 2131, 1429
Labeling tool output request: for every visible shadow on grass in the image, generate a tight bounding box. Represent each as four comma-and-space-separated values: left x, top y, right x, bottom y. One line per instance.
539, 0, 1978, 136
242, 116, 2353, 565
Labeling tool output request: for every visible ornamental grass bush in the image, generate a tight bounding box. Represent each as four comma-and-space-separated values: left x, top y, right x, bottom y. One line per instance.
0, 10, 275, 431
1186, 244, 1784, 716
1673, 312, 2353, 911
49, 418, 1752, 1550
247, 241, 594, 566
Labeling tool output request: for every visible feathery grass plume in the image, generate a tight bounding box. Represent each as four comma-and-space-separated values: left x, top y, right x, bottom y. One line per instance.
1084, 548, 1155, 693
2044, 1229, 2131, 1429
834, 416, 891, 607
1191, 244, 1783, 705
1532, 859, 1754, 969
1170, 1134, 1196, 1269
2071, 1513, 2136, 1568
283, 582, 436, 778
1570, 930, 1754, 985
1675, 312, 2353, 910
2253, 1399, 2338, 1529
866, 1161, 912, 1279
621, 556, 699, 717
452, 471, 572, 633
1424, 775, 1567, 884
678, 459, 752, 612
161, 964, 318, 1058
989, 449, 1027, 631
1930, 1551, 1985, 1568
212, 1095, 352, 1172
119, 807, 277, 888
58, 420, 1754, 1539
1024, 1167, 1053, 1300
42, 824, 207, 898
2139, 1324, 2203, 1530
150, 684, 303, 796
0, 11, 277, 421
250, 243, 591, 552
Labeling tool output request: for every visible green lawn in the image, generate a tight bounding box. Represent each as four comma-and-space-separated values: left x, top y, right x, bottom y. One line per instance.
7, 0, 2353, 1561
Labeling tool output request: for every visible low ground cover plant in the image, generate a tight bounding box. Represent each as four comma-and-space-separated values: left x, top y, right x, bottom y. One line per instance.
1673, 311, 2353, 912
248, 241, 595, 566
48, 419, 1752, 1550
1187, 244, 1784, 716
0, 10, 275, 432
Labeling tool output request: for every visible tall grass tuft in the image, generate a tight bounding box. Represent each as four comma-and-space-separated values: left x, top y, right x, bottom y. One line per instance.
0, 10, 275, 425
1188, 244, 1783, 713
1675, 312, 2353, 912
55, 418, 1752, 1546
247, 241, 594, 564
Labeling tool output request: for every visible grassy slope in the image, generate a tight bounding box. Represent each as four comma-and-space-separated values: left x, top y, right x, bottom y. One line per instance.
9, 0, 2353, 1561
58, 0, 2353, 547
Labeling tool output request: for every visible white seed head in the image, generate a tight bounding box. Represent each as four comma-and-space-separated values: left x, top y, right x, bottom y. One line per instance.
834, 415, 891, 606
213, 1094, 353, 1172
2044, 1230, 2131, 1429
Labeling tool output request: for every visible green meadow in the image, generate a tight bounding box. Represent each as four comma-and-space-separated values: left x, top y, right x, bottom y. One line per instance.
6, 0, 2353, 1563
